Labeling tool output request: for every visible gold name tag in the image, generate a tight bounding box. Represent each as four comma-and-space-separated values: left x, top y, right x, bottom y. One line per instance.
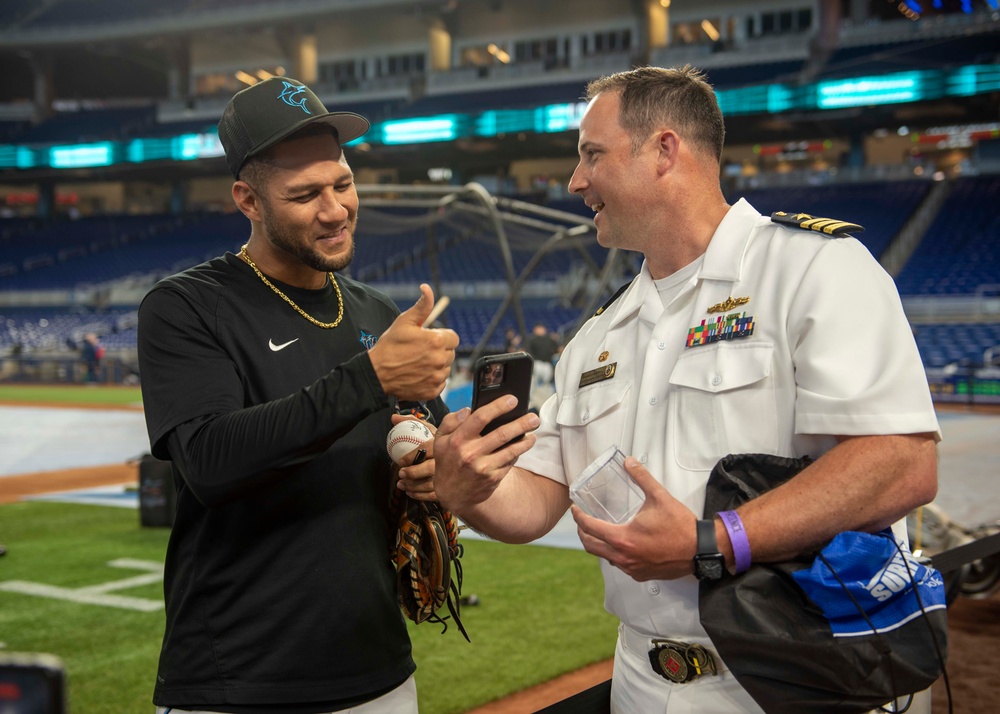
579, 362, 617, 388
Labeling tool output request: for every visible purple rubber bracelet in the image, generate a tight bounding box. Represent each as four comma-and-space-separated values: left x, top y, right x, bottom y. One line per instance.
718, 510, 751, 574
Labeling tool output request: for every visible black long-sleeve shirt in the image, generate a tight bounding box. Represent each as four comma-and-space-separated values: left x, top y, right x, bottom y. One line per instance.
138, 253, 441, 711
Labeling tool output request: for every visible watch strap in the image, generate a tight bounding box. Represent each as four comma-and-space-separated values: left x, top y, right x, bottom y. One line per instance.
694, 519, 725, 580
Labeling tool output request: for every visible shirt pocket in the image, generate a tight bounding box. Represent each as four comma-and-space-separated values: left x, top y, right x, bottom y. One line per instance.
668, 342, 777, 471
555, 379, 632, 480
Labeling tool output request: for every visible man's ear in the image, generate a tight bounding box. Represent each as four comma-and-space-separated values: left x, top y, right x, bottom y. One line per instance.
232, 181, 263, 222
655, 129, 680, 175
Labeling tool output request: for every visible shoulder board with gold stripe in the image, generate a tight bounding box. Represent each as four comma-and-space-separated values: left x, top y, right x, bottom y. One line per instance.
770, 211, 864, 236
594, 279, 634, 317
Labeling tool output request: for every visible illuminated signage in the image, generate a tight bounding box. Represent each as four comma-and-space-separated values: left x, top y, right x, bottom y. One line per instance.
49, 143, 114, 168
174, 133, 225, 161
381, 117, 458, 144
542, 102, 588, 133
2, 64, 998, 171
817, 73, 922, 109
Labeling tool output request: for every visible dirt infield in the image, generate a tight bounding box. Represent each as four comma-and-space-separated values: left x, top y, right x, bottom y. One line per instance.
932, 591, 1000, 713
0, 463, 137, 505
465, 660, 614, 713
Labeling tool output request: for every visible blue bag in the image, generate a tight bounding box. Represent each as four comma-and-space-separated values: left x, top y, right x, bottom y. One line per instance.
699, 454, 948, 714
793, 529, 947, 637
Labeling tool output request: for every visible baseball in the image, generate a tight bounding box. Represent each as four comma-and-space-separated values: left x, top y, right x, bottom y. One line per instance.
386, 420, 434, 465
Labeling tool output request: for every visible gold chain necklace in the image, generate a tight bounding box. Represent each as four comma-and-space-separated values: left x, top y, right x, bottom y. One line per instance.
240, 244, 343, 328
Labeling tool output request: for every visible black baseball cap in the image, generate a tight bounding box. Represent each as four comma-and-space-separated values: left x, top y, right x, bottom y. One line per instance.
217, 77, 370, 179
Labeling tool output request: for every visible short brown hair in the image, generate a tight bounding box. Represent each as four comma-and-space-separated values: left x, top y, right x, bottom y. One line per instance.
585, 65, 725, 162
238, 154, 275, 190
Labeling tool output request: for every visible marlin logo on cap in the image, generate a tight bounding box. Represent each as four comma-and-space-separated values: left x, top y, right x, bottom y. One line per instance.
278, 81, 311, 114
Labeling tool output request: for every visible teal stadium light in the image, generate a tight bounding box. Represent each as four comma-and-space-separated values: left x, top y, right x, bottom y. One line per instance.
2, 65, 998, 169
541, 102, 588, 133
0, 146, 36, 169
947, 64, 1000, 96
49, 142, 114, 169
128, 133, 223, 163
381, 116, 458, 144
173, 133, 225, 161
715, 84, 797, 116
816, 72, 923, 109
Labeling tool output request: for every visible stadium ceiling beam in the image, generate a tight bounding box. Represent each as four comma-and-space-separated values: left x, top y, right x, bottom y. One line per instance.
356, 182, 609, 361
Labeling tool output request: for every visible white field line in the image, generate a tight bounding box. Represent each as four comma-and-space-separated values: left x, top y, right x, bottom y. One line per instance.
0, 558, 164, 612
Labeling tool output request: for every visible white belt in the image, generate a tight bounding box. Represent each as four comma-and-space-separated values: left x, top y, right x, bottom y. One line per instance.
618, 623, 729, 675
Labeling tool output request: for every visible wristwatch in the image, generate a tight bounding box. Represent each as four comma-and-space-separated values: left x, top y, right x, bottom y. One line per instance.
693, 519, 725, 580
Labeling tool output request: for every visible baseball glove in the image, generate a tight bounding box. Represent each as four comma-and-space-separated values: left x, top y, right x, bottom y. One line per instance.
392, 491, 470, 642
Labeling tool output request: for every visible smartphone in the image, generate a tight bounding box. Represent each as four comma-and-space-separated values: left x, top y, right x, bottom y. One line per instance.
471, 351, 534, 439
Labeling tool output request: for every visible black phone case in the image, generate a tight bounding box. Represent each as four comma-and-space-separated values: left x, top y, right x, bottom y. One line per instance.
471, 351, 534, 437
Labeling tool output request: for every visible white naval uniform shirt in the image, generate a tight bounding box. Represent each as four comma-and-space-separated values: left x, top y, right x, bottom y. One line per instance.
517, 198, 941, 644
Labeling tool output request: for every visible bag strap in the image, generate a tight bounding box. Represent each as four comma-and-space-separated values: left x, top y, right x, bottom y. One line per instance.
814, 548, 904, 712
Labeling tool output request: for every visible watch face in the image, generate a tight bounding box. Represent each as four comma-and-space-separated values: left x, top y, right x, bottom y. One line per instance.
695, 553, 725, 580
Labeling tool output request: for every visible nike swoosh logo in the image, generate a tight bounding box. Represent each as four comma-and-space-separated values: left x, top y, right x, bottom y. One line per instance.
269, 338, 300, 352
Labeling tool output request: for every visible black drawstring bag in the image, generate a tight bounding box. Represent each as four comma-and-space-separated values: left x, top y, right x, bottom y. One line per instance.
699, 453, 948, 714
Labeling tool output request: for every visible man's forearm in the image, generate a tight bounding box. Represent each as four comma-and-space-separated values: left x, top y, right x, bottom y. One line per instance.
453, 467, 571, 545
734, 433, 938, 564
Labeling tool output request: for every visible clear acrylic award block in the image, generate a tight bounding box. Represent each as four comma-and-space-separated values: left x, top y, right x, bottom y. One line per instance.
569, 445, 645, 524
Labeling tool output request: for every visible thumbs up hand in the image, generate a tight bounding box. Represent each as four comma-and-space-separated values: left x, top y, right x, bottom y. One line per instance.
368, 284, 459, 401
399, 282, 435, 326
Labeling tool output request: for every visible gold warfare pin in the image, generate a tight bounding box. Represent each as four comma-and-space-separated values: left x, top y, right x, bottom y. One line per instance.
707, 296, 749, 314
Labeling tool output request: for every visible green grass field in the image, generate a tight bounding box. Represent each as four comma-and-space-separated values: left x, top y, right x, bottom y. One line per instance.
0, 502, 616, 713
0, 385, 618, 712
0, 384, 143, 406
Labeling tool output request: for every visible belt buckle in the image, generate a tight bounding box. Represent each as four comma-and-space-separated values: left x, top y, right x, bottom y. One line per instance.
648, 638, 718, 684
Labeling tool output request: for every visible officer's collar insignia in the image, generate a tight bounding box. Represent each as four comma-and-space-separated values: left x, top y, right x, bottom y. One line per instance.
359, 330, 377, 350
579, 363, 616, 388
594, 279, 634, 317
771, 211, 863, 236
707, 296, 749, 314
687, 312, 754, 348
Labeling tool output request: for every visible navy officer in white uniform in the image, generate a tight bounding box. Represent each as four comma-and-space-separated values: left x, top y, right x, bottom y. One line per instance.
427, 65, 940, 713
